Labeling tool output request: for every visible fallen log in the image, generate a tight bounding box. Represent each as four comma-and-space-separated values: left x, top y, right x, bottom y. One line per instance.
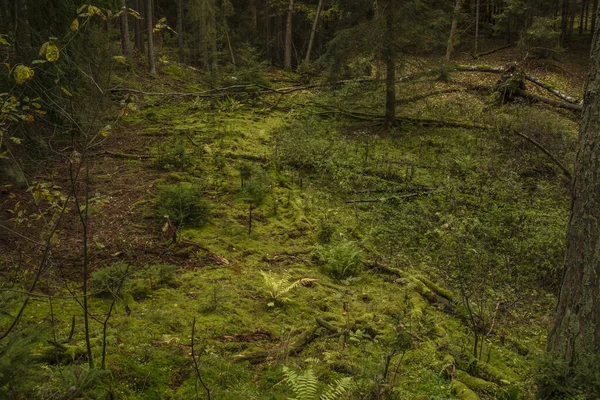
231, 316, 346, 365
516, 89, 582, 111
232, 327, 318, 364
454, 64, 582, 106
523, 74, 582, 105
470, 43, 516, 59
346, 192, 432, 204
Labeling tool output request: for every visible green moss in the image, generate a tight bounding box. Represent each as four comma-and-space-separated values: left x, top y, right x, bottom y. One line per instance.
451, 380, 481, 400
456, 369, 498, 394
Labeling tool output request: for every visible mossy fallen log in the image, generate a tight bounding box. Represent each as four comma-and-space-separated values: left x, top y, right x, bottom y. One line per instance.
451, 380, 481, 400
456, 369, 498, 394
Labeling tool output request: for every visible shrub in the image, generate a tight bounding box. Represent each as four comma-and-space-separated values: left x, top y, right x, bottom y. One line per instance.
314, 239, 364, 279
147, 264, 178, 289
89, 263, 130, 298
316, 220, 336, 245
521, 17, 563, 60
154, 183, 211, 228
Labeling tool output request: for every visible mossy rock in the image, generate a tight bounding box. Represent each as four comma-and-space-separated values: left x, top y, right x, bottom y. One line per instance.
451, 380, 480, 400
456, 369, 498, 394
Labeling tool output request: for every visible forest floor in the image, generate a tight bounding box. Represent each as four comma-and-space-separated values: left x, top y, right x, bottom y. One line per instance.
0, 44, 585, 399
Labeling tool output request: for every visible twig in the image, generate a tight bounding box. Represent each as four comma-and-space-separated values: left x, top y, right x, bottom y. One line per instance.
191, 317, 211, 400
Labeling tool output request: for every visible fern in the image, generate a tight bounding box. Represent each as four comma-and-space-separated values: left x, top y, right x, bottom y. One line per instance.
260, 271, 317, 305
282, 365, 353, 400
282, 366, 319, 400
319, 377, 353, 400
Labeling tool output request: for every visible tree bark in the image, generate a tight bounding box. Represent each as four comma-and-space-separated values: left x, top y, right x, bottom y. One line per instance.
13, 0, 30, 61
384, 0, 396, 126
177, 0, 184, 63
284, 0, 294, 71
304, 0, 323, 65
474, 0, 480, 53
120, 0, 132, 57
134, 0, 145, 52
146, 0, 156, 74
592, 0, 599, 41
0, 0, 9, 31
545, 9, 600, 390
446, 0, 464, 61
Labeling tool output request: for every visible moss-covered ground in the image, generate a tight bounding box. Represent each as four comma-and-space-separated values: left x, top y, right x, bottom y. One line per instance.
0, 56, 578, 399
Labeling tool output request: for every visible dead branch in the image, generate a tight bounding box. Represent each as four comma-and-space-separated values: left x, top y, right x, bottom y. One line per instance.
470, 43, 516, 59
454, 64, 582, 105
510, 130, 572, 180
524, 74, 582, 105
232, 327, 319, 364
517, 89, 582, 111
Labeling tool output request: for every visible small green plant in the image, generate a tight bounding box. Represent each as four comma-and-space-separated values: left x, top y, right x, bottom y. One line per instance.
260, 271, 317, 306
89, 263, 130, 298
316, 220, 336, 245
147, 264, 178, 289
238, 161, 253, 189
0, 331, 39, 398
314, 239, 363, 279
155, 136, 193, 170
154, 183, 211, 228
242, 171, 269, 234
282, 365, 353, 400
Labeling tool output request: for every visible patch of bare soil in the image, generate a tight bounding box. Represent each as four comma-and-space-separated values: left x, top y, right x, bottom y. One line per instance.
0, 123, 203, 286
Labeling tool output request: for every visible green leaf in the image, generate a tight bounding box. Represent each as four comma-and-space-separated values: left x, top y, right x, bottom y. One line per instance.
13, 65, 34, 85
45, 43, 60, 62
71, 18, 80, 32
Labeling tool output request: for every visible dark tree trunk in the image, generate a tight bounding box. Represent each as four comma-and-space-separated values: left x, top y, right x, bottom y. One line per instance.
304, 0, 323, 64
13, 0, 30, 61
384, 0, 396, 127
561, 0, 571, 44
592, 0, 599, 41
284, 0, 294, 71
580, 0, 588, 34
446, 0, 464, 61
0, 0, 9, 31
177, 0, 184, 63
475, 0, 480, 53
120, 0, 132, 57
134, 0, 145, 52
147, 0, 156, 74
545, 9, 600, 393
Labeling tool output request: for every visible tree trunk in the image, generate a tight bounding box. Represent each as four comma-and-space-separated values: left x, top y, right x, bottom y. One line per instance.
147, 0, 156, 74
265, 9, 272, 65
580, 0, 588, 34
591, 0, 599, 41
384, 0, 396, 127
446, 0, 464, 61
561, 0, 571, 44
544, 11, 600, 394
134, 0, 145, 52
475, 0, 480, 53
0, 0, 9, 31
177, 0, 184, 63
120, 0, 132, 57
304, 0, 323, 65
284, 0, 294, 71
13, 0, 30, 61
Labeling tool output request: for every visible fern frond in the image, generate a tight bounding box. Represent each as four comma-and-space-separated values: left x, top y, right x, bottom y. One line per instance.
283, 365, 319, 400
261, 271, 316, 302
320, 377, 353, 400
